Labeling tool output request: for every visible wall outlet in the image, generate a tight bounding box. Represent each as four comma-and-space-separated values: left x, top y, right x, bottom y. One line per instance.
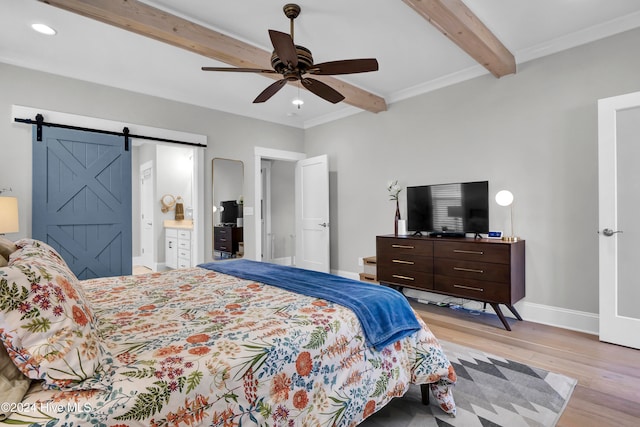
357, 257, 364, 266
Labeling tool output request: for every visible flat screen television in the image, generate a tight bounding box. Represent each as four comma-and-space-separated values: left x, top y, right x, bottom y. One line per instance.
407, 180, 489, 236
220, 200, 239, 225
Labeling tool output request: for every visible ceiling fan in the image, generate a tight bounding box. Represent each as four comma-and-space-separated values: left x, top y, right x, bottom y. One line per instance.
202, 3, 379, 105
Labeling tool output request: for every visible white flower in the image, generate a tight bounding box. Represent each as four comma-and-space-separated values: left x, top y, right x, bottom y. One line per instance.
387, 180, 402, 200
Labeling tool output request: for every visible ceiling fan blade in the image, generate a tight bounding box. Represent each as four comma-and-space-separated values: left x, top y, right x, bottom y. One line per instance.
253, 79, 289, 103
301, 78, 345, 104
269, 30, 298, 69
202, 66, 276, 74
308, 58, 379, 75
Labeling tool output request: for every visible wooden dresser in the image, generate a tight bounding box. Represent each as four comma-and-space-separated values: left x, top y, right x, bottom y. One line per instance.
376, 234, 525, 330
214, 226, 243, 257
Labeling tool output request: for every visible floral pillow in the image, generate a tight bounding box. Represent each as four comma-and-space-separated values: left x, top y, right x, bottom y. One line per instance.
9, 239, 90, 303
0, 241, 112, 390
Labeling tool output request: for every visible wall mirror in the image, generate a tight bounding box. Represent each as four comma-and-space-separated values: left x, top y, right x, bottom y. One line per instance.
212, 158, 244, 260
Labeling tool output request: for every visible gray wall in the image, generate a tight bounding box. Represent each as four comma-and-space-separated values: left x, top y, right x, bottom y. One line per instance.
0, 62, 304, 263
305, 28, 640, 316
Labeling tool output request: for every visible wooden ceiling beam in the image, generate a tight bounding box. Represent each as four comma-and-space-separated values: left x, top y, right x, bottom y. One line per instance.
402, 0, 515, 78
38, 0, 387, 113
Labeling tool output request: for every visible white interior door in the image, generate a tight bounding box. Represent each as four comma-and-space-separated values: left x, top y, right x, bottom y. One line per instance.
140, 161, 154, 269
295, 155, 330, 272
598, 91, 640, 349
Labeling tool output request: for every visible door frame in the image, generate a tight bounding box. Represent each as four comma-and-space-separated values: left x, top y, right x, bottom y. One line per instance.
139, 160, 155, 269
261, 159, 273, 262
12, 105, 206, 266
254, 147, 306, 261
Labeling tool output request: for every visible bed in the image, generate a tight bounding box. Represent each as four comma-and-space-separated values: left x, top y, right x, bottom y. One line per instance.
0, 238, 456, 426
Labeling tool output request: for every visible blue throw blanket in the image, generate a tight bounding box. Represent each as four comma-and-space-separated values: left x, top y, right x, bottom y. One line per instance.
198, 259, 421, 349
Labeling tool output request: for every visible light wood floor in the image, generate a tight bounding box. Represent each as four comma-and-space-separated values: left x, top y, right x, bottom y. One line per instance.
132, 265, 153, 275
411, 301, 640, 427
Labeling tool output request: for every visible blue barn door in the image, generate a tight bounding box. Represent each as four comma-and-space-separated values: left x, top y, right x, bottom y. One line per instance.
32, 126, 132, 279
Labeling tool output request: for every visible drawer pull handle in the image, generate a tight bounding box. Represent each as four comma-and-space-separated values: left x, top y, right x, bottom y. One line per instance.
454, 284, 484, 292
453, 249, 484, 255
220, 238, 227, 241
392, 259, 415, 265
453, 267, 484, 274
392, 274, 415, 281
392, 244, 415, 249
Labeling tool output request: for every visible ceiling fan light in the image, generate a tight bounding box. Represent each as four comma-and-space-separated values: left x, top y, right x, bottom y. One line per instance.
292, 97, 304, 107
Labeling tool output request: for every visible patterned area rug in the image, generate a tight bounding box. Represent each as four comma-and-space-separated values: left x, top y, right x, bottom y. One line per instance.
363, 340, 577, 427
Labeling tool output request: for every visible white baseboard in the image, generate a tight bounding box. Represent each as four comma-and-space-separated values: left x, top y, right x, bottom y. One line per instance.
270, 257, 293, 266
333, 269, 360, 281
335, 270, 599, 335
518, 301, 598, 335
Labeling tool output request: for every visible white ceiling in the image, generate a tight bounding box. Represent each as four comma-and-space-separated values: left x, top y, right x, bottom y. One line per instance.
2, 0, 640, 129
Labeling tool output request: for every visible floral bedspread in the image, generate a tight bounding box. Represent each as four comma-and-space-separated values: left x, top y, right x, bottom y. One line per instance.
6, 267, 456, 426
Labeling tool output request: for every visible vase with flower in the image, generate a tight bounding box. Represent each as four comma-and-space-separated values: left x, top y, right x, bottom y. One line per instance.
387, 180, 402, 236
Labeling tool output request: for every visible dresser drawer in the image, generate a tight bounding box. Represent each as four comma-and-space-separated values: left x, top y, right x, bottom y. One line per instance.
377, 237, 433, 257
215, 241, 231, 252
376, 253, 433, 273
435, 258, 510, 283
178, 230, 191, 240
434, 275, 510, 302
377, 269, 433, 290
434, 241, 509, 264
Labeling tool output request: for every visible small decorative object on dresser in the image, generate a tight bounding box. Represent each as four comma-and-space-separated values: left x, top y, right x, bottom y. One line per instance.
387, 180, 402, 236
376, 234, 525, 330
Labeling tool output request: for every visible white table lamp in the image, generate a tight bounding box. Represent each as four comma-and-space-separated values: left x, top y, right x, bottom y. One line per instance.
495, 190, 519, 242
0, 197, 19, 234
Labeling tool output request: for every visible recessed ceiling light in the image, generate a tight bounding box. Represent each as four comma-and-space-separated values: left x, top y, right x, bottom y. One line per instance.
31, 23, 57, 36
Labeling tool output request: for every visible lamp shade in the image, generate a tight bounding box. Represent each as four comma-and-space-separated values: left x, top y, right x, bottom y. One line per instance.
0, 197, 19, 234
495, 190, 514, 207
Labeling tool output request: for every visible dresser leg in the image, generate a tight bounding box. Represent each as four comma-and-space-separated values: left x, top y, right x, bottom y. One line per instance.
490, 303, 512, 331
506, 304, 523, 321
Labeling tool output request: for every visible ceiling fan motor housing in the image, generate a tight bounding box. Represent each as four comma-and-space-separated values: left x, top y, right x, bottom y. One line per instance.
271, 45, 314, 77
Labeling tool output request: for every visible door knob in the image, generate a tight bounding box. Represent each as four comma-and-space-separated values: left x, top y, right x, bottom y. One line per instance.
601, 228, 623, 236
318, 222, 329, 228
